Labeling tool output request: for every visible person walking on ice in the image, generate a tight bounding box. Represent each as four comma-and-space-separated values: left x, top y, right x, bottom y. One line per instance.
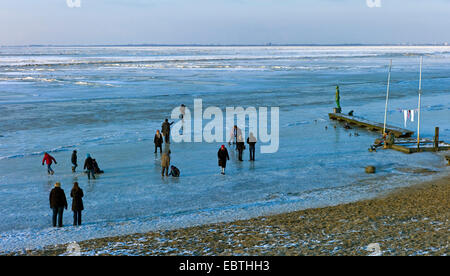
42, 152, 57, 175
218, 145, 230, 175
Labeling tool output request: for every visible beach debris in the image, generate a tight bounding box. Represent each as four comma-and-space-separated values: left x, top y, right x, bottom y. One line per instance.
365, 166, 376, 174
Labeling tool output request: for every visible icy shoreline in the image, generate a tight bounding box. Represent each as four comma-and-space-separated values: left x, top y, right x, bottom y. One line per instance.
1, 169, 448, 254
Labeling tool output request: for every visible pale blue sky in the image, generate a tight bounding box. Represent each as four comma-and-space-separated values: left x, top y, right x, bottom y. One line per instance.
1, 0, 449, 45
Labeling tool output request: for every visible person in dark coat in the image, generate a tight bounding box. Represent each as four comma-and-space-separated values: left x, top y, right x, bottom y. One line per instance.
217, 145, 230, 175
49, 182, 67, 227
70, 182, 84, 226
83, 153, 96, 180
247, 132, 257, 161
71, 150, 77, 172
161, 119, 174, 144
169, 165, 180, 177
236, 135, 245, 161
154, 130, 163, 154
92, 159, 104, 174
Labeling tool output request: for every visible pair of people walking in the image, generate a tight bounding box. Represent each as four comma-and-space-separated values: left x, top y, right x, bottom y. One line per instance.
49, 182, 84, 227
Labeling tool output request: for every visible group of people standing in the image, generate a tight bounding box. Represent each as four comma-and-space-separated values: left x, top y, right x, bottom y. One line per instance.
218, 125, 257, 175
43, 107, 260, 227
154, 118, 180, 177
153, 119, 258, 177
43, 151, 103, 180
49, 181, 84, 227
43, 150, 103, 227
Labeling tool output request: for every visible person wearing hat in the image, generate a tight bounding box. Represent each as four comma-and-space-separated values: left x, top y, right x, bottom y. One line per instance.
71, 150, 78, 173
154, 130, 163, 154
217, 145, 230, 175
49, 182, 68, 227
83, 153, 96, 180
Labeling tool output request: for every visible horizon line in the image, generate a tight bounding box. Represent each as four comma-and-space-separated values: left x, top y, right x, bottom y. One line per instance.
1, 43, 449, 47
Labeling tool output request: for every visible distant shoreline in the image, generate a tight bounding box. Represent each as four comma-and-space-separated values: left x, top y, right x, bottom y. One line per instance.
1, 43, 449, 48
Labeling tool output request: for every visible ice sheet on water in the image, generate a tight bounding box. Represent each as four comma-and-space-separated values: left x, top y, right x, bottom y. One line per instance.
0, 46, 449, 252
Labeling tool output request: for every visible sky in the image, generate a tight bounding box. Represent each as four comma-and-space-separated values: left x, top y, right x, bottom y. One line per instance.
0, 0, 449, 45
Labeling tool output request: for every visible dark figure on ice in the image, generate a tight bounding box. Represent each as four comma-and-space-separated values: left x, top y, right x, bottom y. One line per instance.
236, 135, 245, 161
218, 145, 230, 175
42, 152, 57, 175
83, 153, 96, 180
70, 182, 84, 226
154, 130, 163, 154
247, 132, 257, 161
169, 165, 180, 177
161, 119, 174, 144
92, 159, 104, 174
71, 150, 78, 172
161, 150, 171, 177
229, 125, 242, 146
49, 182, 67, 228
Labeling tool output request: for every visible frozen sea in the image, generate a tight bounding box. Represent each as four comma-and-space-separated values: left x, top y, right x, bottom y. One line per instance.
0, 46, 449, 253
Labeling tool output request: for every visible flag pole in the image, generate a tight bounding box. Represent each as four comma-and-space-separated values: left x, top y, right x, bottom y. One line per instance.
383, 59, 392, 135
417, 56, 423, 150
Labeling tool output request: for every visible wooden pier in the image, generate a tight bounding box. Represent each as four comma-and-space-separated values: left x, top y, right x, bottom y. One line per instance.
390, 140, 450, 154
328, 113, 414, 138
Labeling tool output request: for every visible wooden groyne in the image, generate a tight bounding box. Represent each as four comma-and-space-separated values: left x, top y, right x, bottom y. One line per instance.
390, 140, 450, 154
328, 113, 414, 138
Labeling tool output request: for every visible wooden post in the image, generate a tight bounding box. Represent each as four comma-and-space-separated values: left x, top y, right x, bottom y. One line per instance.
434, 127, 439, 151
383, 60, 392, 135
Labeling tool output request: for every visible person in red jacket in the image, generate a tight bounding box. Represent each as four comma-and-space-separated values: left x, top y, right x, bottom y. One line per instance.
42, 152, 57, 175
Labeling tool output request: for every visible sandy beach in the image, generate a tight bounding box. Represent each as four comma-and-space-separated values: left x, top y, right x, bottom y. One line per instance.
14, 174, 448, 256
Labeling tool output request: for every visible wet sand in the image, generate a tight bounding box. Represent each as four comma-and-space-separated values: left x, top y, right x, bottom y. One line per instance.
13, 175, 450, 256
